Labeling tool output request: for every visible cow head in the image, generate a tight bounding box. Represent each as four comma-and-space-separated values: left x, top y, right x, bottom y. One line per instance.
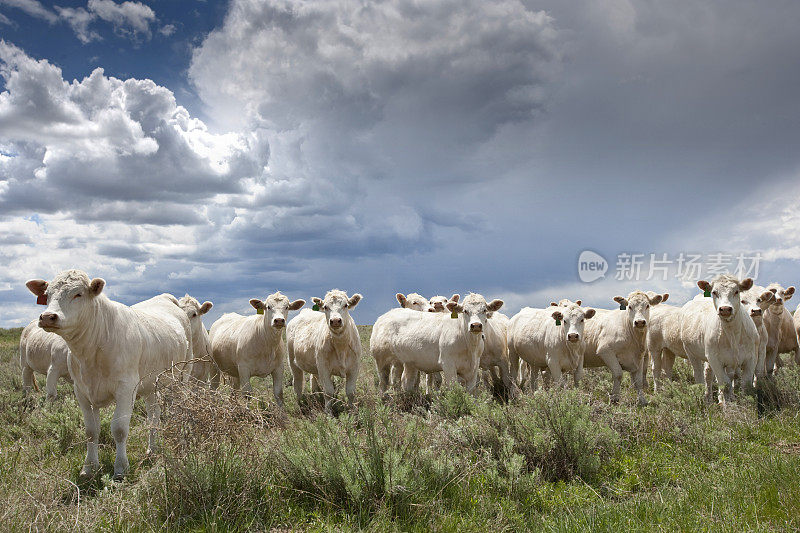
312, 289, 361, 332
741, 290, 774, 325
429, 293, 459, 313
396, 292, 432, 312
26, 269, 105, 334
551, 304, 596, 343
446, 293, 503, 334
179, 294, 213, 348
766, 283, 795, 310
250, 291, 304, 329
697, 275, 753, 322
613, 290, 663, 330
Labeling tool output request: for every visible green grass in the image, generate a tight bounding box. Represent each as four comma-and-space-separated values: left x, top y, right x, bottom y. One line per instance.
2, 325, 800, 531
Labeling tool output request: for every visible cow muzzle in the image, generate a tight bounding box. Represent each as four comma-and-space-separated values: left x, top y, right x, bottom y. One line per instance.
329, 317, 343, 329
718, 306, 733, 318
272, 317, 286, 328
469, 322, 482, 333
567, 333, 580, 342
750, 308, 762, 317
39, 312, 60, 329
633, 319, 647, 328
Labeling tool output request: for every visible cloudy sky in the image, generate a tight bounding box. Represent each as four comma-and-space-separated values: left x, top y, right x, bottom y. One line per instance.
1, 0, 800, 326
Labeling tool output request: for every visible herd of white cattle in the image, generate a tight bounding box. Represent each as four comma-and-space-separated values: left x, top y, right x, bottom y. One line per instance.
16, 269, 800, 480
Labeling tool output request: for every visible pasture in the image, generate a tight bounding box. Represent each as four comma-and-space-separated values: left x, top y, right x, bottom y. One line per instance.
2, 325, 800, 531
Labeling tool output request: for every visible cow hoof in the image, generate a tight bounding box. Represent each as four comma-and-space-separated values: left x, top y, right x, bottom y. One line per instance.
113, 472, 125, 482
79, 464, 99, 478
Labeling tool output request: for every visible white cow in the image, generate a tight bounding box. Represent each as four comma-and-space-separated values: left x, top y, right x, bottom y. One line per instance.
19, 320, 72, 399
287, 290, 362, 412
681, 275, 759, 403
481, 311, 517, 396
740, 290, 775, 379
178, 295, 213, 382
26, 270, 191, 479
209, 292, 304, 405
583, 291, 664, 405
508, 300, 596, 390
370, 293, 503, 394
396, 292, 433, 312
761, 283, 798, 373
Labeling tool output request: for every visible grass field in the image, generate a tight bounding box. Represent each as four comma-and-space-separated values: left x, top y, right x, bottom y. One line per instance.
2, 325, 800, 531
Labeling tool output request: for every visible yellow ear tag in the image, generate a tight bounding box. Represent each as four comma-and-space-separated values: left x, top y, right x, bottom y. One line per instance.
257, 308, 264, 315
451, 310, 458, 319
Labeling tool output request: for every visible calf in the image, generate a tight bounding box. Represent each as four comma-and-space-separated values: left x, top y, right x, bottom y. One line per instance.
26, 270, 190, 479
370, 293, 503, 394
178, 295, 213, 382
287, 290, 362, 412
429, 294, 460, 313
480, 311, 517, 396
740, 290, 775, 378
508, 300, 595, 390
19, 321, 72, 399
583, 291, 664, 405
762, 283, 798, 373
209, 292, 304, 405
680, 275, 759, 403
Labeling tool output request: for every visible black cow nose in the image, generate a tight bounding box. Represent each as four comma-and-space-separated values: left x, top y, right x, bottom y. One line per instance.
718, 306, 733, 316
273, 318, 285, 327
470, 322, 482, 332
634, 319, 646, 328
330, 318, 343, 327
567, 333, 580, 342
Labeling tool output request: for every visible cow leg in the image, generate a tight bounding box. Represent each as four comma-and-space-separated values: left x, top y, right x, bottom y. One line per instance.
289, 357, 304, 399
75, 387, 100, 477
630, 363, 648, 407
271, 363, 285, 408
316, 363, 337, 413
598, 351, 624, 403
21, 364, 35, 395
464, 367, 480, 395
741, 351, 757, 395
441, 357, 458, 388
311, 374, 322, 393
641, 349, 650, 391
144, 392, 160, 455
707, 356, 733, 404
401, 365, 418, 392
236, 364, 252, 395
497, 360, 516, 398
765, 346, 779, 376
546, 359, 565, 388
530, 366, 539, 392
209, 364, 221, 390
45, 365, 59, 400
574, 352, 585, 388
345, 364, 359, 406
391, 361, 404, 390
376, 359, 392, 396
688, 355, 705, 384
111, 384, 137, 479
651, 349, 663, 392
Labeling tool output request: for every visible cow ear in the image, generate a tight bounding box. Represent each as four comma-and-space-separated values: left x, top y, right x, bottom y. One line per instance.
649, 294, 663, 305
584, 308, 596, 319
199, 301, 213, 315
551, 310, 563, 322
575, 299, 582, 306
26, 279, 48, 297
613, 296, 627, 305
250, 299, 265, 310
396, 293, 407, 307
289, 299, 305, 311
784, 286, 795, 301
739, 278, 754, 291
758, 291, 774, 304
446, 301, 463, 313
487, 299, 504, 312
697, 280, 712, 293
550, 302, 558, 307
312, 297, 324, 306
450, 294, 460, 303
347, 293, 362, 308
661, 293, 669, 303
90, 278, 105, 296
